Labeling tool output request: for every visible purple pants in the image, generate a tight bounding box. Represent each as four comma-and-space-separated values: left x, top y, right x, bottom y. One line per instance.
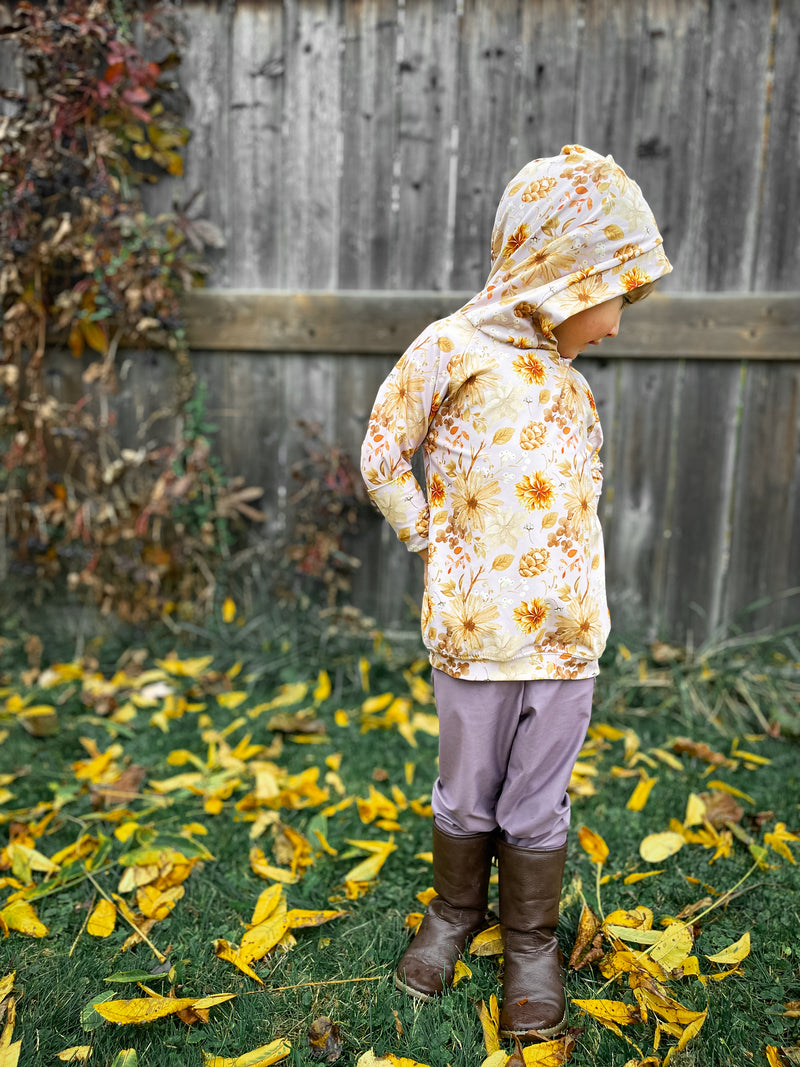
430, 669, 594, 849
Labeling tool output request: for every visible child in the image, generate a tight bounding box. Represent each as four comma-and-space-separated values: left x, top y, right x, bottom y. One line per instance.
360, 145, 672, 1038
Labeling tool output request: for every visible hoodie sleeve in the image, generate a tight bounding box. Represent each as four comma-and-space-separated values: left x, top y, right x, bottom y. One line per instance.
360, 326, 450, 553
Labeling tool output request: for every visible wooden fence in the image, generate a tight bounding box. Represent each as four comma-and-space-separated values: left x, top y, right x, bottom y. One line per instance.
10, 0, 800, 641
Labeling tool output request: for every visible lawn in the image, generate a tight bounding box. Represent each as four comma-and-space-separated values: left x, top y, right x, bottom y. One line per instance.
0, 608, 798, 1067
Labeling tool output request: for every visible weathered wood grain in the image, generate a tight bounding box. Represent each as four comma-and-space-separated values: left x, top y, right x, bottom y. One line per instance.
575, 0, 646, 170
450, 0, 520, 289
393, 0, 460, 289
181, 290, 800, 358
695, 0, 772, 291
227, 3, 286, 286
593, 359, 682, 640
513, 0, 582, 166
338, 0, 398, 289
723, 362, 800, 630
754, 0, 800, 290
631, 0, 709, 291
281, 0, 342, 289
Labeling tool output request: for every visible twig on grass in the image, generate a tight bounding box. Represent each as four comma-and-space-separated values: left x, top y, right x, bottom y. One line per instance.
68, 891, 96, 958
244, 976, 386, 995
84, 868, 167, 963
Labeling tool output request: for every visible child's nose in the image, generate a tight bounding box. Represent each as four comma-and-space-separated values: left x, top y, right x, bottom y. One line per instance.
607, 319, 620, 338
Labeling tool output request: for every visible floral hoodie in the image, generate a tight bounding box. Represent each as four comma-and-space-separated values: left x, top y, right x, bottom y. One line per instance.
361, 145, 672, 680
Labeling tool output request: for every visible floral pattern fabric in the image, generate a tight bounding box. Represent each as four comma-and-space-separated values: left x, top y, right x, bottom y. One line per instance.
361, 145, 672, 680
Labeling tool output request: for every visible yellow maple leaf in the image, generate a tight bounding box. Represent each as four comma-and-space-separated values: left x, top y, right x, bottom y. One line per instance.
452, 960, 472, 987
577, 825, 609, 865
86, 899, 117, 938
200, 1038, 291, 1066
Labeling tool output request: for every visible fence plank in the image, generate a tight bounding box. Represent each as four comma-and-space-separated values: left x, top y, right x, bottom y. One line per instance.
338, 0, 398, 289
723, 362, 800, 631
695, 0, 772, 290
393, 0, 460, 288
226, 3, 286, 286
629, 0, 709, 291
450, 0, 520, 289
575, 0, 645, 167
180, 290, 800, 358
754, 0, 800, 290
281, 0, 342, 288
593, 359, 681, 639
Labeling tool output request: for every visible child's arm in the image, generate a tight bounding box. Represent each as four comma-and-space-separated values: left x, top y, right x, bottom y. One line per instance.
360, 329, 449, 554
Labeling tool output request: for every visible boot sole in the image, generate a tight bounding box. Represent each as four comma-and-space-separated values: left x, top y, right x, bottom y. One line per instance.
499, 1008, 568, 1040
393, 973, 436, 1002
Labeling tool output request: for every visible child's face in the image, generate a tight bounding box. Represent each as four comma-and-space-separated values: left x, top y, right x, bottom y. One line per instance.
552, 295, 624, 360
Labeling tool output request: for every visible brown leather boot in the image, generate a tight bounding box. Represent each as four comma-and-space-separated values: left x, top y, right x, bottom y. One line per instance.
497, 839, 568, 1038
394, 823, 494, 1001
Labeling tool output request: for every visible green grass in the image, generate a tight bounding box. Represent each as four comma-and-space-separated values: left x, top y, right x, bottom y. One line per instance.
0, 612, 799, 1067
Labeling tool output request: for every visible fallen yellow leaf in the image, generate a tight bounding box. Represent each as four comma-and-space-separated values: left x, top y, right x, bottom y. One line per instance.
623, 870, 664, 885
705, 930, 750, 965
639, 831, 685, 863
470, 924, 504, 956
572, 997, 641, 1036
201, 1038, 291, 1066
342, 838, 396, 883
577, 825, 609, 865
95, 992, 236, 1025
222, 597, 236, 624
55, 1048, 92, 1063
626, 772, 657, 812
0, 900, 48, 938
765, 823, 799, 864
705, 780, 754, 804
86, 899, 117, 938
476, 995, 500, 1055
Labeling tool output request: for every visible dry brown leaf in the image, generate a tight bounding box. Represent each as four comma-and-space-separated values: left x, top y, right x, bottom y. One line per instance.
306, 1017, 343, 1063
568, 904, 603, 971
697, 790, 744, 828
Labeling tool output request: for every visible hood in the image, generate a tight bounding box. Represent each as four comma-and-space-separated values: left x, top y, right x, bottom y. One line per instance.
462, 144, 673, 350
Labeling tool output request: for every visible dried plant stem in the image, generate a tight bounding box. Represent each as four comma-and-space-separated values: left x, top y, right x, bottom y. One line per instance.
84, 868, 167, 963
244, 975, 385, 995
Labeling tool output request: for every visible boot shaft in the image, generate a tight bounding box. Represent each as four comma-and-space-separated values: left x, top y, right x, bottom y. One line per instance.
497, 839, 566, 933
432, 822, 495, 909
